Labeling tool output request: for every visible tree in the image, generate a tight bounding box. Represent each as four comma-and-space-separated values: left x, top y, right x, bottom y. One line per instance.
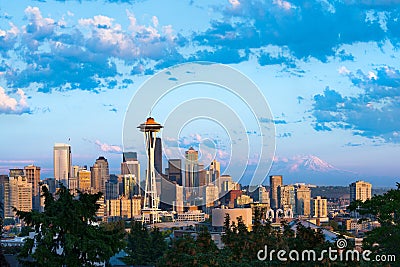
349, 182, 400, 261
15, 185, 125, 266
159, 227, 219, 267
0, 201, 10, 267
124, 221, 167, 266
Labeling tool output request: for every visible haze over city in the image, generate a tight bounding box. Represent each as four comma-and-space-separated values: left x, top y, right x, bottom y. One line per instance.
1, 0, 400, 186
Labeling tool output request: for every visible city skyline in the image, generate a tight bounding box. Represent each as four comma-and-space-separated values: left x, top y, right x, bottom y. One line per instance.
1, 1, 400, 186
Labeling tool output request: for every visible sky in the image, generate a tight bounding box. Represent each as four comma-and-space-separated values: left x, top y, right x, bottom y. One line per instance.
0, 0, 399, 186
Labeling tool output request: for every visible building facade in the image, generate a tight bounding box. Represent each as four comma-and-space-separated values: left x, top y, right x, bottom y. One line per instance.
295, 184, 311, 216
53, 143, 72, 186
269, 175, 283, 210
90, 156, 110, 194
311, 196, 328, 218
350, 180, 372, 203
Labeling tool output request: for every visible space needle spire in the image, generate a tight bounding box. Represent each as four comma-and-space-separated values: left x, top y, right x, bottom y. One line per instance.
138, 117, 163, 224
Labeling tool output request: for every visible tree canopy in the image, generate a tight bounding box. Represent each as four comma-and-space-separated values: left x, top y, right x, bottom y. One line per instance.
124, 220, 167, 266
15, 185, 126, 266
348, 182, 400, 261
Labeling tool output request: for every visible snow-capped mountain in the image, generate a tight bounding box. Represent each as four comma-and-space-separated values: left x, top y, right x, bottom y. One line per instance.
284, 155, 337, 172
269, 155, 356, 185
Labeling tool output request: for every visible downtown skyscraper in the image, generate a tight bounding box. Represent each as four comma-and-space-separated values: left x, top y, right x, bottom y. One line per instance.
53, 143, 72, 186
269, 175, 283, 210
91, 156, 110, 194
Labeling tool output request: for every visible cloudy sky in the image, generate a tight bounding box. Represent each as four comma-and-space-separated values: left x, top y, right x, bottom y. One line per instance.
0, 0, 399, 186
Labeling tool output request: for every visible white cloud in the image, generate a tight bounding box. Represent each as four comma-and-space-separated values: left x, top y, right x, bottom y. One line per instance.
0, 86, 30, 114
95, 140, 122, 153
338, 66, 351, 75
368, 71, 377, 80
152, 16, 159, 28
273, 0, 294, 10
229, 0, 241, 8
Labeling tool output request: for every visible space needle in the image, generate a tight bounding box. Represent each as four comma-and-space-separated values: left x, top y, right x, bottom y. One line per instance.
138, 117, 163, 224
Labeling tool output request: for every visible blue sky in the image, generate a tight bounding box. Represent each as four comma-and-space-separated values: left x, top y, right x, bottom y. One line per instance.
0, 0, 399, 186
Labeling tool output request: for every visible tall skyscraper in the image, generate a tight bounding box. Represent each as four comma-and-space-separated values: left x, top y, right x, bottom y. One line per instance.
278, 185, 295, 211
123, 152, 137, 162
168, 159, 182, 186
198, 164, 207, 187
121, 152, 140, 184
90, 156, 109, 194
311, 196, 328, 218
295, 184, 311, 216
138, 117, 163, 224
350, 180, 372, 203
24, 165, 41, 210
209, 159, 220, 182
105, 179, 119, 200
185, 147, 199, 189
54, 143, 72, 186
269, 175, 283, 210
154, 137, 163, 175
8, 176, 32, 217
0, 175, 10, 218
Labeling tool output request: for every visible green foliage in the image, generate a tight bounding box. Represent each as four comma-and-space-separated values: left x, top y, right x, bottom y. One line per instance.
159, 227, 219, 267
124, 221, 167, 266
349, 182, 400, 262
18, 226, 33, 237
15, 185, 126, 266
0, 201, 10, 267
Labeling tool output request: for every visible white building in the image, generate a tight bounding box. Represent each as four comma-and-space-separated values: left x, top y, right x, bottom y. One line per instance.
53, 143, 72, 186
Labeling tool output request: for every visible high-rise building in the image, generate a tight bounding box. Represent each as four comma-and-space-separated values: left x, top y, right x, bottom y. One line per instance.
24, 165, 41, 211
209, 160, 220, 182
122, 174, 139, 198
311, 196, 328, 218
204, 183, 219, 209
105, 179, 119, 200
8, 176, 32, 216
24, 165, 40, 196
251, 185, 270, 205
106, 196, 142, 219
0, 175, 10, 218
9, 169, 24, 178
121, 152, 140, 179
269, 175, 283, 210
350, 180, 372, 203
72, 165, 87, 179
90, 156, 109, 194
295, 184, 311, 216
53, 143, 72, 186
168, 159, 182, 186
278, 185, 295, 211
160, 177, 184, 213
154, 137, 163, 175
185, 147, 199, 189
198, 164, 207, 187
218, 175, 239, 197
68, 177, 78, 194
78, 170, 91, 191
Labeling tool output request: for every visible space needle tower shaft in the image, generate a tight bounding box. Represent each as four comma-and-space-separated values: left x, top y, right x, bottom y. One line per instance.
138, 117, 163, 224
